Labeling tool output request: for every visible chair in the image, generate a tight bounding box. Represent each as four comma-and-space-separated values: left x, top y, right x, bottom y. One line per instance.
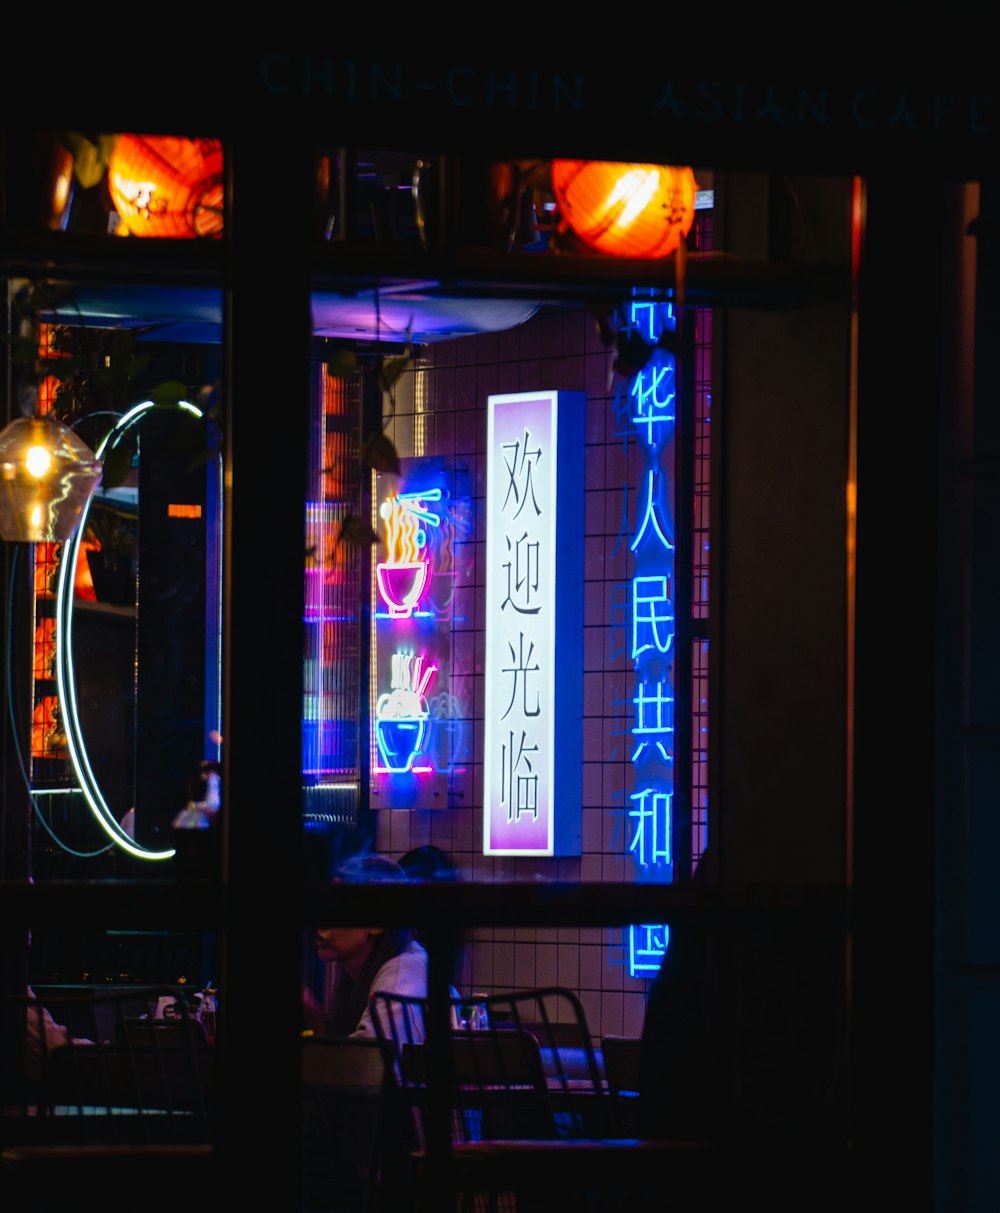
371, 986, 608, 1126
2, 987, 217, 1209
2, 987, 215, 1147
370, 986, 636, 1210
301, 1034, 394, 1213
402, 1024, 554, 1145
600, 1036, 644, 1137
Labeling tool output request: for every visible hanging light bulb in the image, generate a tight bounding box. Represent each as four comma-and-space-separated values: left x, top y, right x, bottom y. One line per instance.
0, 415, 102, 542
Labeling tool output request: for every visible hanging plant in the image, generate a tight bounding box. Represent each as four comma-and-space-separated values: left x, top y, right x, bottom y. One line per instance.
588, 296, 685, 381
328, 309, 412, 552
5, 280, 219, 490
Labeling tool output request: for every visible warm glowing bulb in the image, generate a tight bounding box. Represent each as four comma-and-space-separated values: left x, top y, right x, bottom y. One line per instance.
607, 169, 660, 229
25, 445, 52, 478
30, 504, 42, 530
550, 160, 698, 258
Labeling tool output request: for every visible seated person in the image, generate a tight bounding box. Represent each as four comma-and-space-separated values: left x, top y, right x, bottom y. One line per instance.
26, 988, 70, 1055
303, 853, 456, 1041
25, 986, 91, 1054
19, 987, 93, 1096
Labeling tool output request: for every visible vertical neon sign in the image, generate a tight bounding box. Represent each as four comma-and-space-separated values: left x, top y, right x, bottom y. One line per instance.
484, 391, 584, 856
625, 300, 676, 974
373, 473, 443, 779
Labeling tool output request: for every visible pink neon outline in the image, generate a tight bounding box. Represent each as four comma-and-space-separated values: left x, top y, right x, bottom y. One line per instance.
376, 559, 430, 618
374, 766, 433, 776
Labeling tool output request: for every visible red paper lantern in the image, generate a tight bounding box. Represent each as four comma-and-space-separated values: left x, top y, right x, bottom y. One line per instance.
108, 134, 223, 238
550, 160, 697, 258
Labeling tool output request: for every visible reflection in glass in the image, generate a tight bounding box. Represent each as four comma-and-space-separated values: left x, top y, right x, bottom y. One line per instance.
55, 400, 222, 861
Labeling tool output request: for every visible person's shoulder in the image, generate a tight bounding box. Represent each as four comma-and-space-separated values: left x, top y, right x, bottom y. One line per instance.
389, 940, 428, 975
372, 940, 428, 996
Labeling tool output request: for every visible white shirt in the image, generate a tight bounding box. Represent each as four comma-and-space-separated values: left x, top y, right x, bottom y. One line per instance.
356, 940, 430, 1040
355, 941, 459, 1042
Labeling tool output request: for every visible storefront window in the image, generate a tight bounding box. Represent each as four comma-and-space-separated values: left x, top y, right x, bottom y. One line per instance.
10, 133, 224, 240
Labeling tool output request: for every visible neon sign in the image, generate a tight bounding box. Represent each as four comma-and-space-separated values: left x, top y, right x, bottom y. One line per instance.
375, 651, 437, 772
375, 489, 441, 618
629, 924, 671, 976
483, 391, 584, 856
613, 299, 679, 975
372, 459, 471, 795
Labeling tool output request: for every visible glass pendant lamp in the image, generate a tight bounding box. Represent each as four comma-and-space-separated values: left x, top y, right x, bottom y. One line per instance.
0, 414, 102, 542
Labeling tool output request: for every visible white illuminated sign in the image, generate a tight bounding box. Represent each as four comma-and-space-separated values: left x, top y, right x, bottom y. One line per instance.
483, 391, 583, 856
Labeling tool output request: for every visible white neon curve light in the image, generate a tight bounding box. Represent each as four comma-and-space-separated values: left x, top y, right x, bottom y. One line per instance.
55, 399, 204, 861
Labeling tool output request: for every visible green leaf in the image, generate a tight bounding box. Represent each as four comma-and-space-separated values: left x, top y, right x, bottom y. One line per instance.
52, 382, 78, 418
336, 515, 381, 550
147, 381, 191, 408
379, 351, 411, 394
64, 133, 108, 189
327, 348, 358, 380
96, 134, 118, 169
379, 321, 413, 394
360, 430, 401, 474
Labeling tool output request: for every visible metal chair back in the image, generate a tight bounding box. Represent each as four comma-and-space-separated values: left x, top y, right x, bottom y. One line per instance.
369, 985, 611, 1147
2, 987, 214, 1147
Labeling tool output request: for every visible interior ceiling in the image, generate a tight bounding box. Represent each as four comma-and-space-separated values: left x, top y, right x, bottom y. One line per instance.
46, 285, 542, 345
311, 291, 540, 343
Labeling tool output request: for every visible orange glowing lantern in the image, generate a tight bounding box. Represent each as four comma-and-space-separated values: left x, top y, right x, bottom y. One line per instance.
550, 160, 697, 259
108, 135, 224, 238
32, 695, 65, 758
33, 618, 57, 681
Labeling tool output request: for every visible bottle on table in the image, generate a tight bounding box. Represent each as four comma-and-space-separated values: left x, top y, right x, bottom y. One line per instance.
458, 993, 490, 1031
194, 985, 217, 1042
471, 994, 490, 1031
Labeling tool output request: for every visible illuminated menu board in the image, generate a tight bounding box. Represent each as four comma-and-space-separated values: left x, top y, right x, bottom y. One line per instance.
483, 391, 584, 856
